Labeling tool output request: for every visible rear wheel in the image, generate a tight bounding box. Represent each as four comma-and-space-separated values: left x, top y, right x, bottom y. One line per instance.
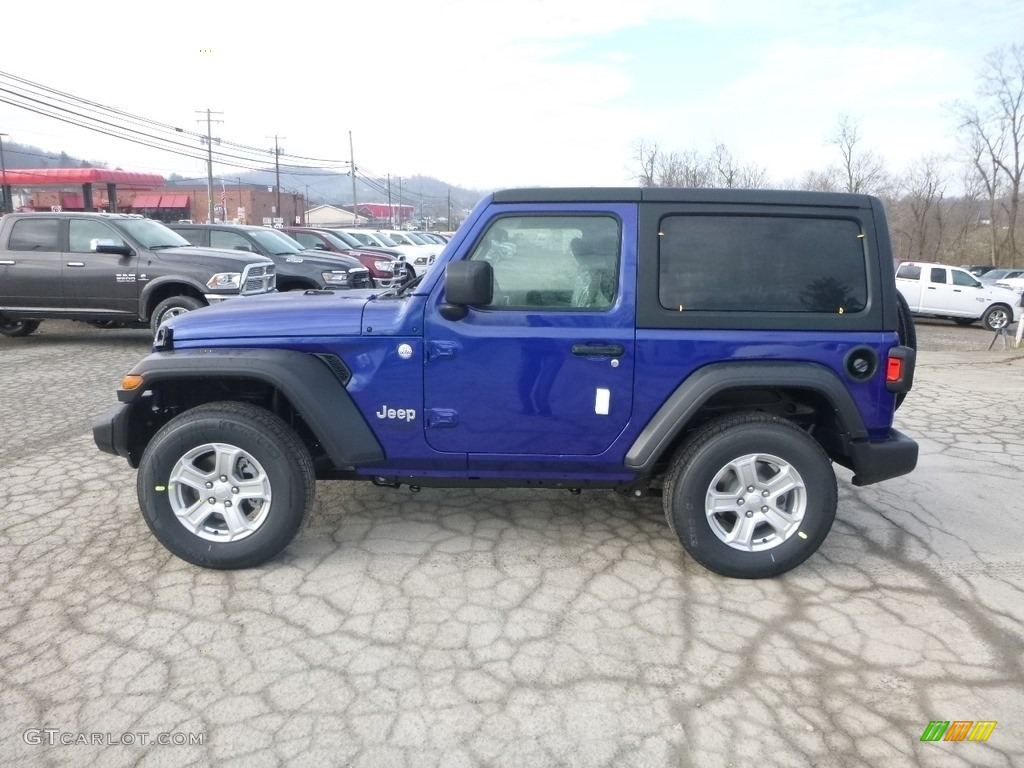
663, 412, 837, 579
0, 317, 40, 337
137, 402, 315, 569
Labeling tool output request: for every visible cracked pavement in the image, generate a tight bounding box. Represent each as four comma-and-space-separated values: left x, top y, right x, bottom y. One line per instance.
1, 320, 1022, 767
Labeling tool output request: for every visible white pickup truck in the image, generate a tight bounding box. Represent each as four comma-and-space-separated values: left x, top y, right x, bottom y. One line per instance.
895, 261, 1022, 331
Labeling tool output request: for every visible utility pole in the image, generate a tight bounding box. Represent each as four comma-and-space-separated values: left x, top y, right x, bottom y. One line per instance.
397, 177, 403, 228
447, 188, 452, 230
349, 131, 357, 226
386, 173, 393, 228
237, 177, 243, 223
304, 184, 310, 225
0, 132, 9, 214
268, 135, 285, 223
196, 109, 223, 223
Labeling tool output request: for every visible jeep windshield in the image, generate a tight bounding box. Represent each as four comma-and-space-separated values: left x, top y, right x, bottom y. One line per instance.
114, 218, 192, 249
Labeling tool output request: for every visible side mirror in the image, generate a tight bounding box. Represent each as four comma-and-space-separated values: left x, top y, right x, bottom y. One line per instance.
92, 239, 132, 257
313, 243, 329, 250
441, 260, 492, 320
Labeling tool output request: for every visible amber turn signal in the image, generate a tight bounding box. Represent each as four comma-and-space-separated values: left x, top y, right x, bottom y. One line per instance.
121, 374, 144, 391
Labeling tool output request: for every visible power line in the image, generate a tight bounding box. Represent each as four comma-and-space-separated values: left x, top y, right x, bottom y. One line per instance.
0, 75, 352, 173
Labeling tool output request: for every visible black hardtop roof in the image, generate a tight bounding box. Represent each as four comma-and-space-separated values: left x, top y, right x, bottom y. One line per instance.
491, 187, 876, 208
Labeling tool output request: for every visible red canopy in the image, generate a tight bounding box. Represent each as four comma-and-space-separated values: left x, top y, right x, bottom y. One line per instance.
0, 168, 165, 188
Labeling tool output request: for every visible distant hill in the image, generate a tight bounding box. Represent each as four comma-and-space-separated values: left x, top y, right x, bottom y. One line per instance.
0, 141, 108, 170
168, 167, 487, 222
0, 141, 486, 222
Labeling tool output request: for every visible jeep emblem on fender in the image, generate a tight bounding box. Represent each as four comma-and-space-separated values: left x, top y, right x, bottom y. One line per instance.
376, 406, 416, 422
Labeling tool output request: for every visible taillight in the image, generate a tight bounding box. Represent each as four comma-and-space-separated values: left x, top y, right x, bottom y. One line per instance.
886, 356, 903, 383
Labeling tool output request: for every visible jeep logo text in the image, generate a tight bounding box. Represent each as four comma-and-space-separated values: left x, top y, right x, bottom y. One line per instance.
376, 405, 416, 422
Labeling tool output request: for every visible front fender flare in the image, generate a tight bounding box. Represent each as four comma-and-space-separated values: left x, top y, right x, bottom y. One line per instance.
118, 348, 385, 467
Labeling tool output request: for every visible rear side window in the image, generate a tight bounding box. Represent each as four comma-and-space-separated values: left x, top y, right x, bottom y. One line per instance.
659, 215, 867, 314
8, 219, 60, 251
896, 263, 921, 280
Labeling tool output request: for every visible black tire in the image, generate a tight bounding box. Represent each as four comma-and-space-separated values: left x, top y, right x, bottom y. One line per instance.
894, 292, 916, 410
663, 412, 837, 579
981, 304, 1012, 332
0, 317, 40, 338
953, 318, 976, 327
137, 402, 316, 569
150, 295, 205, 335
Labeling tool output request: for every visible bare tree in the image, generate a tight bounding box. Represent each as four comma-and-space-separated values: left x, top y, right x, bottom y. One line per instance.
631, 139, 660, 187
901, 154, 948, 259
954, 44, 1024, 266
831, 114, 889, 194
630, 141, 770, 189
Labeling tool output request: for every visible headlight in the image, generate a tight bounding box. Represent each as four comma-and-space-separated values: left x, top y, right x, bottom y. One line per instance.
321, 271, 350, 284
207, 272, 241, 289
374, 261, 394, 272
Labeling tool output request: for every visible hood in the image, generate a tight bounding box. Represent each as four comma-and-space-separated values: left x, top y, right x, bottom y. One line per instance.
289, 249, 365, 270
165, 288, 377, 342
154, 246, 273, 270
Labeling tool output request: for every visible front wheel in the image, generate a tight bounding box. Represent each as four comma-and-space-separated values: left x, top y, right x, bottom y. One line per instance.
982, 304, 1012, 332
150, 295, 204, 335
137, 402, 315, 569
663, 413, 837, 579
0, 317, 41, 337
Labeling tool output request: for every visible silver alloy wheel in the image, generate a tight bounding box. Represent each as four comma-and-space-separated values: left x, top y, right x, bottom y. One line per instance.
705, 452, 807, 552
162, 306, 191, 322
168, 442, 273, 542
985, 307, 1009, 330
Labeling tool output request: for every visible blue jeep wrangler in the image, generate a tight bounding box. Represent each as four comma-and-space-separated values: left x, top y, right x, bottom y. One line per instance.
94, 188, 918, 578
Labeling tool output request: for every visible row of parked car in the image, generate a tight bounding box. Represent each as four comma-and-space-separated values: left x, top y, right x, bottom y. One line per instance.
0, 212, 452, 338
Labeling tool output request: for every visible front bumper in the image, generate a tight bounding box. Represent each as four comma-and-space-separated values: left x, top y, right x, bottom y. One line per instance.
94, 402, 132, 460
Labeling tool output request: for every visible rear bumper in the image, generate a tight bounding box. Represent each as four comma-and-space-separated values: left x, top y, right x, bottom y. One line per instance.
844, 428, 918, 486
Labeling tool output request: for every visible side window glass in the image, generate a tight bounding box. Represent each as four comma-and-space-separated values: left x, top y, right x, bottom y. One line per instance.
69, 220, 122, 253
896, 264, 921, 280
468, 215, 620, 310
8, 219, 60, 251
293, 233, 317, 248
929, 268, 947, 284
951, 270, 978, 287
211, 231, 252, 251
658, 215, 867, 313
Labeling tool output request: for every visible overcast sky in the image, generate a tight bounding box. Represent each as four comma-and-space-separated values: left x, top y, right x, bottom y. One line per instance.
1, 0, 1021, 194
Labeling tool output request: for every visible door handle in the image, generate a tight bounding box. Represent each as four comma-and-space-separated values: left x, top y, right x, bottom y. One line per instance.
926, 286, 936, 290
67, 261, 85, 267
572, 343, 624, 357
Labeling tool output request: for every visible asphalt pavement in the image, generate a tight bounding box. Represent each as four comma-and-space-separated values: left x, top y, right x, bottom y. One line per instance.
1, 319, 1022, 768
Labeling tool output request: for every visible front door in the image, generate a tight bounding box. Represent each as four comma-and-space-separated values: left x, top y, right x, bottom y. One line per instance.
62, 218, 138, 314
423, 208, 636, 464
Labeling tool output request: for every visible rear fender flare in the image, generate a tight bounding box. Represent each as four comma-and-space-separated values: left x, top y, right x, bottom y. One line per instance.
625, 361, 867, 472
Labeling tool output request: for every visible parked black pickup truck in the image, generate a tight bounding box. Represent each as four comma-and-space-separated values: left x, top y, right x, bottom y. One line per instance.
167, 223, 372, 292
0, 212, 276, 337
